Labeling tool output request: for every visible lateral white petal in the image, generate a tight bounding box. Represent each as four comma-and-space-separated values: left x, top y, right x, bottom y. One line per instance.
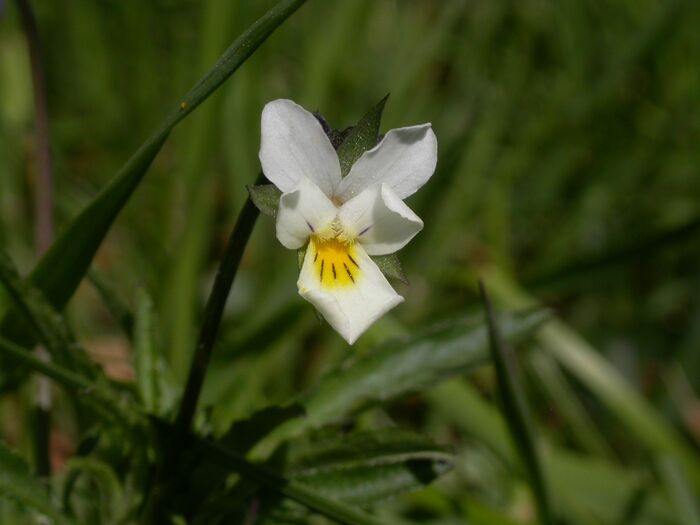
338, 184, 423, 256
337, 123, 437, 201
297, 241, 403, 344
275, 177, 337, 250
259, 99, 341, 196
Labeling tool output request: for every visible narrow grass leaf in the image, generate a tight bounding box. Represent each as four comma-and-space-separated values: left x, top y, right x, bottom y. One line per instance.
483, 267, 700, 489
657, 455, 700, 525
479, 281, 554, 525
428, 380, 676, 525
0, 0, 308, 360
528, 350, 613, 457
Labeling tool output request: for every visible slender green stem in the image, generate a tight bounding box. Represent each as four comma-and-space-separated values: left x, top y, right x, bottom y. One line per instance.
174, 172, 264, 433
0, 337, 388, 524
0, 337, 89, 391
478, 281, 555, 525
143, 173, 264, 522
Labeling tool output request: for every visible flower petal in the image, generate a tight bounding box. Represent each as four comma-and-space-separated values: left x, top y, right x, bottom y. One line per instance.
259, 99, 341, 196
336, 124, 437, 201
276, 177, 337, 250
297, 239, 403, 344
338, 184, 423, 256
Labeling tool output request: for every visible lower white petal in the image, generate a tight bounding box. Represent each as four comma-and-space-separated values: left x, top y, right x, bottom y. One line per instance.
276, 177, 337, 250
297, 238, 403, 344
338, 184, 423, 256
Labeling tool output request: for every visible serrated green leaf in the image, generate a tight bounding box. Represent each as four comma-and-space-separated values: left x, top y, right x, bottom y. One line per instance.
371, 254, 408, 284
289, 429, 451, 472
250, 308, 550, 458
0, 441, 76, 525
248, 183, 282, 217
285, 429, 453, 505
0, 0, 308, 388
337, 94, 389, 176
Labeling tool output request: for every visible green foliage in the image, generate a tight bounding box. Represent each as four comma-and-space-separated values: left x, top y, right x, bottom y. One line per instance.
371, 253, 409, 284
248, 183, 283, 218
133, 290, 176, 416
284, 429, 453, 505
0, 441, 75, 525
0, 250, 95, 379
480, 282, 554, 524
0, 0, 309, 366
252, 308, 549, 457
336, 94, 389, 177
1, 0, 699, 524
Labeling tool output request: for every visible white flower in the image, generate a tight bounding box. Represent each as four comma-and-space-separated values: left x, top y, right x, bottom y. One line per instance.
259, 99, 437, 344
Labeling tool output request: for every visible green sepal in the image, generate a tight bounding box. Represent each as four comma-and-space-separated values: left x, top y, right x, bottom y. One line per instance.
336, 94, 389, 176
297, 245, 307, 270
247, 183, 282, 217
371, 253, 408, 284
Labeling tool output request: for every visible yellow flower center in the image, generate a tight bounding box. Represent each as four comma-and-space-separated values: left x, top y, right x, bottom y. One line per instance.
310, 235, 360, 288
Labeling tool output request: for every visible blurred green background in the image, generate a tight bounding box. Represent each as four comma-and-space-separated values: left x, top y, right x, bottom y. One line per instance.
1, 0, 700, 523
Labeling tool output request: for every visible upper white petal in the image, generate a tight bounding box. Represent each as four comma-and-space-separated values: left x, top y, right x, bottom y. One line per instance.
275, 177, 337, 250
336, 123, 437, 201
259, 99, 341, 196
297, 241, 403, 344
338, 184, 423, 256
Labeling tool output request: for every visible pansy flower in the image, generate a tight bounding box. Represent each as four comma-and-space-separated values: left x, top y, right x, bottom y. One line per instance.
259, 99, 437, 344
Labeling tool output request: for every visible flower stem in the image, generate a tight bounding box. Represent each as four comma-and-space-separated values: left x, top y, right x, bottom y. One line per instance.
142, 172, 264, 522
174, 172, 264, 433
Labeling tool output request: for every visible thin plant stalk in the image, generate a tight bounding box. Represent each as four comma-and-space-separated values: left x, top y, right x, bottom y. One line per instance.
143, 173, 264, 521
15, 0, 54, 478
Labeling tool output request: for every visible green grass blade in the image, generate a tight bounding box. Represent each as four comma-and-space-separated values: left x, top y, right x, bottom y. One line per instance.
479, 281, 555, 525
29, 132, 169, 309
528, 350, 613, 457
3, 0, 307, 326
483, 267, 700, 489
657, 456, 700, 525
428, 380, 676, 525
